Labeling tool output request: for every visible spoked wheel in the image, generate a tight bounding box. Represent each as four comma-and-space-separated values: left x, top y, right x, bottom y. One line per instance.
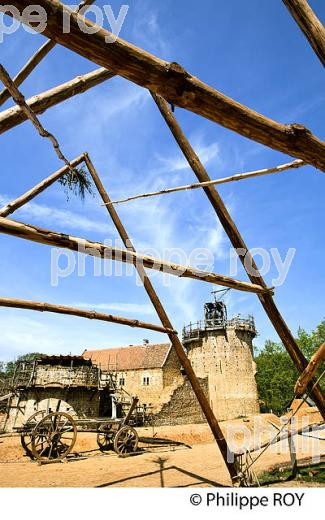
113, 426, 138, 456
97, 426, 115, 452
20, 410, 47, 459
31, 412, 77, 462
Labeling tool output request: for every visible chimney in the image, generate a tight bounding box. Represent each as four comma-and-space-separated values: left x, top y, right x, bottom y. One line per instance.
143, 339, 149, 346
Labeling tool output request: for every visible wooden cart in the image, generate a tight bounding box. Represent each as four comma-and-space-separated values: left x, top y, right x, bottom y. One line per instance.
16, 397, 139, 462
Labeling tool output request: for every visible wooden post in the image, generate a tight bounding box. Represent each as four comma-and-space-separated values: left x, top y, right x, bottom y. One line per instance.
287, 417, 298, 478
83, 154, 238, 482
4, 0, 325, 170
0, 297, 175, 334
0, 0, 96, 107
0, 216, 270, 295
0, 154, 85, 217
0, 68, 115, 135
295, 342, 325, 396
283, 0, 325, 68
151, 92, 325, 421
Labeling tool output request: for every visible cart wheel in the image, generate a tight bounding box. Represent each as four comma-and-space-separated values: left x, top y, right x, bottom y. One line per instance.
31, 411, 77, 462
97, 430, 115, 452
113, 426, 138, 456
20, 410, 47, 460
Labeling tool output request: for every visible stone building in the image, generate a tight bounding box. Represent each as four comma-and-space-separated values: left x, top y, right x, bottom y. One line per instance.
0, 355, 115, 433
83, 342, 209, 426
83, 343, 181, 409
183, 300, 260, 420
1, 299, 260, 431
84, 298, 260, 425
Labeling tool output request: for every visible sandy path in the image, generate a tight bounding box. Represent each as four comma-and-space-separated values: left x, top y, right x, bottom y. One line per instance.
0, 418, 323, 487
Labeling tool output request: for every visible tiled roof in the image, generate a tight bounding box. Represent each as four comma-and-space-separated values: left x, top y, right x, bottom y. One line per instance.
82, 343, 171, 371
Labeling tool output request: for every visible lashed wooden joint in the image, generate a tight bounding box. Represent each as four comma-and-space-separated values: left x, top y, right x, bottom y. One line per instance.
163, 62, 192, 102
286, 123, 312, 137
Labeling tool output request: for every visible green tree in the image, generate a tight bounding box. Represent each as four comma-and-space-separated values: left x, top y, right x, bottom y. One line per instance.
255, 318, 325, 414
255, 340, 298, 414
5, 352, 44, 378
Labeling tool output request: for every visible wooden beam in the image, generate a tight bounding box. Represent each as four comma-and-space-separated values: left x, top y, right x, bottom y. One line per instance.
0, 216, 271, 295
4, 0, 325, 171
295, 342, 325, 396
283, 0, 325, 68
0, 0, 96, 107
83, 154, 238, 481
0, 297, 174, 334
0, 154, 85, 217
151, 92, 325, 421
105, 159, 305, 206
0, 68, 115, 135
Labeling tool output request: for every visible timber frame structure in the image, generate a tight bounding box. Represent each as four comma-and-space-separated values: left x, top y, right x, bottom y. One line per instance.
0, 0, 324, 485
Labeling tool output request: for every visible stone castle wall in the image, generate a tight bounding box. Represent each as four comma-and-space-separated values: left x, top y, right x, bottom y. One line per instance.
153, 377, 209, 426
1, 387, 101, 432
187, 325, 259, 421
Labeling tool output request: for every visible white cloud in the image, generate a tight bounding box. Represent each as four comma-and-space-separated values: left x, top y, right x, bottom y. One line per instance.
0, 315, 61, 361
189, 215, 227, 261
0, 194, 113, 234
131, 3, 172, 57
152, 140, 221, 175
52, 79, 149, 152
72, 302, 155, 315
91, 84, 148, 121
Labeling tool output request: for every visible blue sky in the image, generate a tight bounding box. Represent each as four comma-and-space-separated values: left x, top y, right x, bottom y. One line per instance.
0, 0, 324, 361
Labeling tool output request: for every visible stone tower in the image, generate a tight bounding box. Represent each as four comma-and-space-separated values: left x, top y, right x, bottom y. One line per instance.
183, 296, 260, 421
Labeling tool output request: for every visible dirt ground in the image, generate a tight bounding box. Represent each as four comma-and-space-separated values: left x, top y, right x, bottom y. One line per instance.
0, 411, 323, 488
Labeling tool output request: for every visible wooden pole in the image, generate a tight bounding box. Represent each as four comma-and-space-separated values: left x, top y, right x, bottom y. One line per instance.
0, 297, 174, 334
151, 92, 325, 421
0, 68, 115, 135
0, 154, 85, 217
283, 0, 325, 68
295, 342, 325, 396
4, 0, 325, 171
83, 154, 238, 481
0, 0, 96, 107
0, 40, 56, 108
287, 417, 298, 478
0, 216, 270, 295
105, 159, 305, 206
